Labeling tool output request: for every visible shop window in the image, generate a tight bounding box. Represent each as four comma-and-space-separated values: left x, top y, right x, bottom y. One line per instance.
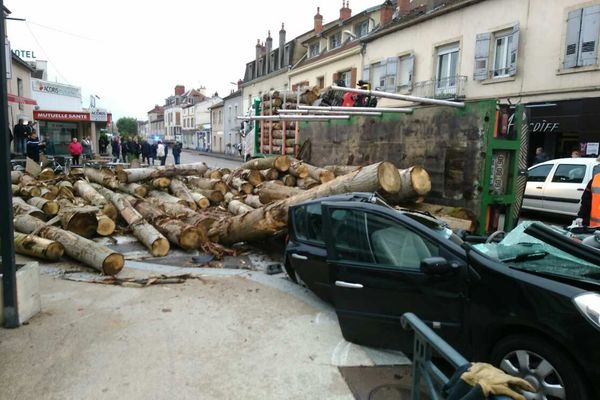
564, 5, 600, 69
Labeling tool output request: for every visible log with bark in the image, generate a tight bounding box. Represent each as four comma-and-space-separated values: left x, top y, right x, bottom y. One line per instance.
190, 192, 210, 209
96, 214, 116, 236
239, 155, 290, 172
187, 177, 228, 194
135, 201, 203, 250
12, 197, 46, 220
296, 177, 320, 190
14, 214, 124, 275
257, 181, 304, 204
12, 184, 19, 195
288, 160, 309, 178
55, 199, 99, 238
204, 169, 223, 180
19, 173, 37, 187
243, 195, 263, 208
228, 200, 253, 215
14, 232, 65, 261
271, 129, 296, 139
261, 168, 279, 181
40, 187, 58, 200
219, 168, 232, 175
271, 146, 295, 155
38, 168, 55, 181
380, 167, 432, 205
92, 184, 170, 257
231, 177, 253, 194
147, 190, 188, 206
323, 165, 361, 176
281, 174, 296, 187
27, 197, 59, 216
151, 177, 171, 189
399, 203, 478, 232
117, 182, 148, 197
84, 168, 119, 190
299, 161, 335, 183
209, 162, 401, 244
241, 169, 264, 187
11, 171, 23, 184
169, 178, 197, 210
191, 188, 224, 204
272, 138, 296, 147
18, 185, 41, 199
159, 202, 216, 239
116, 162, 209, 183
74, 180, 118, 220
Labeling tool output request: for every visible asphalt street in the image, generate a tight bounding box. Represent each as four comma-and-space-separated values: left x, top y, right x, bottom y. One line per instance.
180, 150, 242, 170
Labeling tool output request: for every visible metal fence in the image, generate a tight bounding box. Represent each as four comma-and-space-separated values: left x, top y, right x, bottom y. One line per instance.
412, 76, 467, 100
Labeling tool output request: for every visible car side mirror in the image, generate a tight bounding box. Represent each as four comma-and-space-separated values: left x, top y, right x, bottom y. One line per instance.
420, 257, 458, 276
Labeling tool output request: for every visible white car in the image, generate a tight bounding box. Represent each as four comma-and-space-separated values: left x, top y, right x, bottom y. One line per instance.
522, 157, 600, 216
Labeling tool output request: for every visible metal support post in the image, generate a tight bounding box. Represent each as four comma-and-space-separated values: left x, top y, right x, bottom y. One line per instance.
331, 85, 465, 108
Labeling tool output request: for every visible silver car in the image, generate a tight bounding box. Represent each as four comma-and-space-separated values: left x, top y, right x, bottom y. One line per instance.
522, 157, 600, 216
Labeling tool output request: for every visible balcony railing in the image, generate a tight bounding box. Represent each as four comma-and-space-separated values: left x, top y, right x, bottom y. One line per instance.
412, 75, 467, 100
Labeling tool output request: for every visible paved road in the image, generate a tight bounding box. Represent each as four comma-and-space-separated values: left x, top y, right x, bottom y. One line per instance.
180, 150, 242, 170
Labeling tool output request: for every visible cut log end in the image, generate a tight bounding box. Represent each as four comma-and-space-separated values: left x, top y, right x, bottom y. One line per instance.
151, 238, 170, 257
96, 215, 116, 236
197, 198, 210, 209
46, 242, 65, 260
42, 201, 60, 216
274, 156, 291, 172
102, 253, 125, 275
116, 170, 128, 183
179, 227, 202, 250
65, 213, 98, 238
378, 162, 401, 193
411, 167, 432, 196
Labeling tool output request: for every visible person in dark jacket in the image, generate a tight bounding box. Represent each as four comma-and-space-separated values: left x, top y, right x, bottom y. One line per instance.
98, 135, 109, 155
26, 132, 40, 163
121, 137, 129, 162
533, 147, 549, 165
141, 139, 151, 164
13, 119, 31, 155
576, 162, 600, 226
172, 141, 182, 165
150, 141, 157, 165
111, 136, 121, 162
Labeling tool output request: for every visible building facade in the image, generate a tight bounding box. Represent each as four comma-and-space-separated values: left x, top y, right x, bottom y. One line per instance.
209, 102, 224, 153
8, 53, 36, 150
147, 105, 165, 141
222, 90, 243, 156
194, 95, 222, 151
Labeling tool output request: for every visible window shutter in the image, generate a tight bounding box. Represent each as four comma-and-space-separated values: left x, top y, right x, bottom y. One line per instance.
385, 57, 398, 92
350, 67, 357, 88
564, 9, 583, 69
406, 54, 415, 88
332, 72, 339, 85
473, 32, 491, 81
362, 65, 370, 83
508, 24, 520, 76
579, 5, 600, 66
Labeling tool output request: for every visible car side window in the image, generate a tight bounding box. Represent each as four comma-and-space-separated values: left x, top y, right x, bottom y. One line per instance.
292, 203, 324, 244
527, 164, 553, 182
366, 213, 439, 270
551, 164, 586, 184
328, 208, 374, 263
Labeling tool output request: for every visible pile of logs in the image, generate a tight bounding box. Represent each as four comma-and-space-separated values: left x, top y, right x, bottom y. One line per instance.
10, 156, 438, 276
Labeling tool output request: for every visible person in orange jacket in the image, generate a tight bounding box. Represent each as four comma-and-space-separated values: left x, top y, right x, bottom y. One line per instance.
576, 161, 600, 227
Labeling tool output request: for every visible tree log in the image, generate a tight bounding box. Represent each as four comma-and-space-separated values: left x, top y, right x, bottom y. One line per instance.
380, 167, 432, 205
14, 232, 64, 261
281, 174, 296, 187
117, 182, 148, 197
93, 184, 170, 256
14, 214, 124, 275
159, 202, 215, 239
261, 168, 279, 180
96, 214, 116, 236
169, 178, 197, 210
209, 162, 401, 244
57, 181, 73, 190
12, 184, 20, 195
57, 201, 99, 238
241, 169, 264, 187
271, 146, 295, 155
296, 177, 320, 189
271, 129, 296, 139
272, 138, 296, 147
13, 197, 46, 220
220, 168, 232, 175
243, 195, 262, 208
27, 197, 59, 216
18, 185, 41, 199
11, 171, 23, 184
204, 169, 223, 180
191, 189, 224, 204
40, 188, 57, 200
74, 180, 118, 220
288, 160, 309, 179
231, 177, 253, 194
399, 203, 478, 232
151, 177, 171, 189
190, 192, 210, 209
116, 162, 209, 183
147, 190, 188, 206
323, 165, 361, 176
187, 177, 228, 194
228, 200, 253, 215
258, 182, 304, 204
300, 161, 335, 183
239, 156, 290, 172
135, 201, 202, 250
38, 168, 55, 181
84, 168, 119, 189
19, 174, 37, 186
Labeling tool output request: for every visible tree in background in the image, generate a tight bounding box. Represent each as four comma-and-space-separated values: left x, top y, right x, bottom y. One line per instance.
116, 117, 138, 136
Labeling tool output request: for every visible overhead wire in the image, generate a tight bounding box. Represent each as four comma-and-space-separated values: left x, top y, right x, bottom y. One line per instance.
24, 22, 70, 84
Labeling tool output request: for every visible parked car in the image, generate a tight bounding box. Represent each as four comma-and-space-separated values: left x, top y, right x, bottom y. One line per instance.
522, 157, 600, 217
284, 193, 600, 399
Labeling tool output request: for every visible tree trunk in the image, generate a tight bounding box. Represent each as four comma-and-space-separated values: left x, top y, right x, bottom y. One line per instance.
288, 160, 309, 178
231, 177, 253, 194
271, 130, 296, 139
13, 197, 46, 220
204, 169, 223, 180
96, 214, 116, 236
58, 203, 99, 238
296, 177, 320, 190
159, 202, 215, 239
241, 170, 264, 187
117, 182, 148, 197
84, 167, 119, 189
19, 174, 37, 186
219, 168, 232, 175
11, 171, 23, 184
93, 184, 170, 257
209, 162, 401, 244
18, 185, 42, 199
14, 214, 124, 275
300, 161, 335, 183
169, 178, 197, 210
323, 165, 361, 176
228, 200, 253, 215
187, 177, 228, 194
380, 167, 432, 205
261, 168, 279, 180
14, 232, 64, 261
258, 182, 304, 204
151, 177, 171, 189
271, 146, 295, 155
116, 162, 209, 183
147, 190, 188, 206
243, 195, 262, 208
135, 201, 202, 250
40, 187, 57, 200
190, 192, 210, 209
281, 174, 296, 187
191, 188, 224, 204
57, 181, 73, 190
239, 156, 290, 172
27, 197, 59, 216
12, 184, 19, 195
272, 138, 296, 147
74, 180, 118, 220
38, 168, 55, 181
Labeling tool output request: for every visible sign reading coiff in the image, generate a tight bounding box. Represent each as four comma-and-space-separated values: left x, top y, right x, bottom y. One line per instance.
32, 79, 81, 98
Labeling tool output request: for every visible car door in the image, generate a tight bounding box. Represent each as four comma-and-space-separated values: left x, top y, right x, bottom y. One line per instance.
322, 202, 467, 353
523, 163, 554, 211
543, 163, 588, 215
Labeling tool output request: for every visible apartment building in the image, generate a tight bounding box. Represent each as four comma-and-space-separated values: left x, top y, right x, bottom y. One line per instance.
209, 102, 224, 153
147, 105, 165, 141
8, 53, 36, 142
222, 89, 242, 155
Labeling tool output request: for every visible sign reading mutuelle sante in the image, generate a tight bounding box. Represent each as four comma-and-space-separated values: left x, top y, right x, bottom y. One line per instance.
33, 111, 90, 121
32, 79, 81, 98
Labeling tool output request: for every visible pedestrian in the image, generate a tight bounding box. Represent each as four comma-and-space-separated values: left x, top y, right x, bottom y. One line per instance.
157, 141, 167, 166
141, 139, 151, 165
99, 135, 109, 155
533, 147, 549, 165
26, 132, 40, 163
121, 136, 129, 162
150, 141, 158, 165
576, 158, 600, 227
82, 136, 92, 160
13, 119, 31, 155
68, 137, 83, 166
111, 136, 121, 162
172, 141, 182, 165
571, 149, 581, 158
45, 138, 55, 157
127, 137, 141, 163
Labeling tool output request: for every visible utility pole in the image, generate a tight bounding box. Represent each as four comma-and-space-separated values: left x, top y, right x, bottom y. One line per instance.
1, 1, 20, 328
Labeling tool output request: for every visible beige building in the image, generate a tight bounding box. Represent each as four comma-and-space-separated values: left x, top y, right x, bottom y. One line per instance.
209, 102, 224, 153
8, 53, 35, 140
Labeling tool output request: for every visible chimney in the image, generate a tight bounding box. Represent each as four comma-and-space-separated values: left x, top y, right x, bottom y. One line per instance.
175, 85, 185, 96
380, 0, 395, 25
314, 7, 323, 34
255, 39, 261, 78
265, 31, 273, 73
399, 0, 411, 16
340, 1, 352, 21
237, 79, 243, 90
279, 23, 286, 69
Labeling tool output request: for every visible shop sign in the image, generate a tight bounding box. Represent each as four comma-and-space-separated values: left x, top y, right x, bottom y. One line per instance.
529, 120, 560, 133
34, 110, 90, 121
32, 79, 81, 98
12, 49, 37, 60
5, 41, 12, 79
90, 108, 108, 122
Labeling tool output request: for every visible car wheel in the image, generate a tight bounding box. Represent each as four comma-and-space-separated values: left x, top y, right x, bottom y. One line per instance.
283, 261, 297, 283
491, 335, 588, 400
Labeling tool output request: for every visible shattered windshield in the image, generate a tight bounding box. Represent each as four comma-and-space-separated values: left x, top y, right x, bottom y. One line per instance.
474, 222, 600, 282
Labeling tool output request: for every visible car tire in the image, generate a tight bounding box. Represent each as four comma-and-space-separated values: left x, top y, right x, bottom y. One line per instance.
490, 334, 588, 400
283, 261, 297, 284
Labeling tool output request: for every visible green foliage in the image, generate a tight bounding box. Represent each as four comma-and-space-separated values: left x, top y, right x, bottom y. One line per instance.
116, 117, 138, 136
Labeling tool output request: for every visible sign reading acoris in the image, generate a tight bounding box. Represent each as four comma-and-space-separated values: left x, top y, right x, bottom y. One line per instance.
32, 79, 81, 98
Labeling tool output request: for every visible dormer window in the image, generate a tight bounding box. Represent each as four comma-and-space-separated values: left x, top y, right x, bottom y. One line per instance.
309, 42, 320, 58
354, 20, 369, 38
330, 32, 342, 49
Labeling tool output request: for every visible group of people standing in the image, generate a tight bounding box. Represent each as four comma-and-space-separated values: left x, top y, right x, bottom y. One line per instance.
110, 136, 182, 166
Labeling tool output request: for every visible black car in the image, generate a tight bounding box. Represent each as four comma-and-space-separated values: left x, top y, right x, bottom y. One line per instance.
284, 193, 600, 399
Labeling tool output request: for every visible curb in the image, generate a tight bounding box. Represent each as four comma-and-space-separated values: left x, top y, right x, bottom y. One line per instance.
183, 150, 242, 162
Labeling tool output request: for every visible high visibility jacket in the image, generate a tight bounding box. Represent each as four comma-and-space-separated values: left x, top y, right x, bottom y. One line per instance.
591, 174, 600, 227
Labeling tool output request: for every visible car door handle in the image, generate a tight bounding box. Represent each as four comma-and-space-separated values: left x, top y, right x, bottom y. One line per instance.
335, 281, 364, 289
291, 253, 307, 260
536, 186, 543, 189
577, 188, 584, 191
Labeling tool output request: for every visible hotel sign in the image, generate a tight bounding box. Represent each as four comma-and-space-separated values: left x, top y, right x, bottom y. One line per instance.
32, 79, 81, 98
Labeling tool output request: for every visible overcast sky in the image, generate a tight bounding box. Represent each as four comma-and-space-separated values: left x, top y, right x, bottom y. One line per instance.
8, 0, 379, 120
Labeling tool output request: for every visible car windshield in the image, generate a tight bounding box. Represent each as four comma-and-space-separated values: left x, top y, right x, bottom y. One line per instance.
473, 222, 600, 282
